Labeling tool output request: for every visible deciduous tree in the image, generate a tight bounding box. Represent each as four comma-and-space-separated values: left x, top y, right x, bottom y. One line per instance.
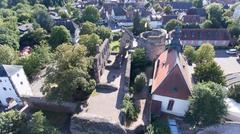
43, 44, 96, 101
79, 33, 102, 56
195, 43, 215, 64
26, 111, 58, 134
183, 45, 196, 64
82, 5, 100, 23
80, 21, 96, 35
49, 26, 71, 48
0, 45, 18, 64
35, 10, 54, 31
165, 19, 182, 32
194, 61, 225, 85
185, 82, 227, 126
133, 72, 147, 93
0, 110, 27, 134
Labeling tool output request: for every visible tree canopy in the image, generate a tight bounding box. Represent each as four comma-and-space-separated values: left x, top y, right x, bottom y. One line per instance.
185, 82, 227, 126
192, 0, 203, 8
194, 61, 225, 85
79, 33, 102, 56
35, 10, 54, 31
49, 25, 71, 48
205, 3, 226, 28
0, 110, 27, 134
195, 43, 215, 64
0, 45, 18, 64
82, 5, 100, 23
17, 41, 53, 78
183, 45, 196, 64
43, 44, 96, 101
165, 19, 182, 32
133, 72, 147, 93
26, 111, 58, 134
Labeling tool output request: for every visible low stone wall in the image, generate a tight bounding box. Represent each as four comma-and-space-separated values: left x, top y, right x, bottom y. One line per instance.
96, 83, 118, 91
71, 113, 127, 134
23, 96, 78, 113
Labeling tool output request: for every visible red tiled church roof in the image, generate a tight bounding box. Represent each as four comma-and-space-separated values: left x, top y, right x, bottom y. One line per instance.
151, 49, 192, 100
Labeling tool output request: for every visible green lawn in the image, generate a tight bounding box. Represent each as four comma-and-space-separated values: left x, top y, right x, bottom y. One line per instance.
110, 40, 120, 52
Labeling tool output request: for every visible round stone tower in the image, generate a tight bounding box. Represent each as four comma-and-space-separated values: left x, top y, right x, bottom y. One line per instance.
138, 29, 167, 61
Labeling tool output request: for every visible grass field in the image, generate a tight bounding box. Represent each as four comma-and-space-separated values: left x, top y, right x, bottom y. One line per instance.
110, 40, 120, 52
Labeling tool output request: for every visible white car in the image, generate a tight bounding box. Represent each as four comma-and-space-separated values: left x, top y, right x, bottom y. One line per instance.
226, 49, 237, 55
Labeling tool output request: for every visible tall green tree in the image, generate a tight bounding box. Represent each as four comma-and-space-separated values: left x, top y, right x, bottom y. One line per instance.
18, 41, 53, 77
183, 45, 196, 64
96, 26, 111, 40
79, 33, 102, 56
133, 11, 141, 35
20, 28, 48, 47
193, 0, 203, 8
165, 19, 182, 32
49, 25, 71, 48
82, 5, 100, 23
26, 111, 58, 134
35, 10, 54, 31
0, 0, 8, 8
194, 61, 225, 85
122, 95, 139, 121
205, 3, 226, 28
43, 44, 96, 101
0, 110, 27, 134
131, 48, 149, 81
195, 43, 215, 64
185, 82, 227, 126
163, 4, 172, 14
133, 72, 147, 93
80, 21, 96, 35
0, 45, 18, 64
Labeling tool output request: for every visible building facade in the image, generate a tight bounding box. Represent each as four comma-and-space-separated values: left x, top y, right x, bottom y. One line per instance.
0, 65, 32, 107
180, 29, 231, 47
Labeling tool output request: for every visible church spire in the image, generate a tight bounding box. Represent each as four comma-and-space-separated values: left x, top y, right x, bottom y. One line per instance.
168, 26, 182, 52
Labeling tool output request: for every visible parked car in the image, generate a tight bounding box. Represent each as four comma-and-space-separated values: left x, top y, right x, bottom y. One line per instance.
226, 49, 237, 55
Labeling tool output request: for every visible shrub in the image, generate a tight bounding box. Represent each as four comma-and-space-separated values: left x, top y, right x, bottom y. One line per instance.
228, 84, 240, 103
122, 95, 140, 121
133, 72, 147, 93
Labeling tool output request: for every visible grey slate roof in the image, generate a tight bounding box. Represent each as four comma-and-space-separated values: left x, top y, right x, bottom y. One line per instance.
112, 6, 126, 16
54, 19, 79, 35
0, 65, 23, 77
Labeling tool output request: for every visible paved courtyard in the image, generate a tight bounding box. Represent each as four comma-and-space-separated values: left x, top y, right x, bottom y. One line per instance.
84, 61, 126, 123
214, 50, 240, 75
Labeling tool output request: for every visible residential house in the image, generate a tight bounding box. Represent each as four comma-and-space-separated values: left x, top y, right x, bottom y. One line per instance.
180, 29, 231, 47
162, 15, 177, 26
187, 8, 207, 22
151, 27, 192, 117
93, 39, 111, 83
181, 15, 201, 24
211, 0, 238, 7
150, 14, 162, 29
111, 6, 127, 21
160, 2, 193, 12
0, 65, 32, 108
54, 19, 80, 44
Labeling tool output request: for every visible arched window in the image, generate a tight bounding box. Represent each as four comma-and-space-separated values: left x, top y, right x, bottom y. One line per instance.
167, 100, 174, 111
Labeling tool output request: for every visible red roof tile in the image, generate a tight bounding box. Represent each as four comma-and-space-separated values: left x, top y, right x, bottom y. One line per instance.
152, 50, 192, 100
